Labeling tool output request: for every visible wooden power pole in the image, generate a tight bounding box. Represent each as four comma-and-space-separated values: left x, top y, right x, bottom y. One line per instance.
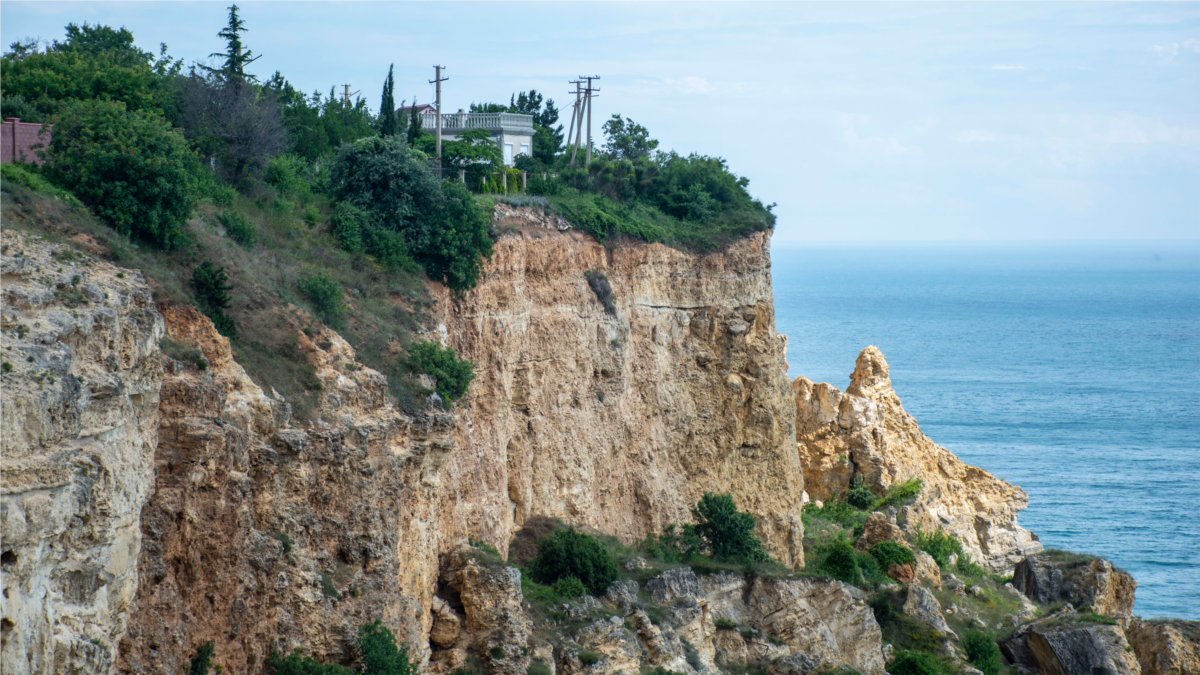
582, 76, 600, 166
430, 65, 448, 164
341, 84, 360, 103
567, 80, 583, 168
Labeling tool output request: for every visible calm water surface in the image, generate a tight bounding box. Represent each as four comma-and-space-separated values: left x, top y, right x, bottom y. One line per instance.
771, 241, 1200, 620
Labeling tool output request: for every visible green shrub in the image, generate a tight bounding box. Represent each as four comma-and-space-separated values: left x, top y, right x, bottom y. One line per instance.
0, 163, 83, 205
358, 620, 415, 675
296, 273, 344, 329
691, 492, 769, 563
714, 617, 737, 630
407, 341, 475, 405
468, 537, 500, 556
855, 551, 882, 584
640, 523, 699, 563
888, 650, 954, 675
190, 260, 237, 339
267, 649, 354, 675
962, 630, 1002, 675
914, 528, 966, 569
584, 271, 615, 313
527, 662, 552, 675
208, 184, 237, 208
46, 99, 199, 250
846, 477, 875, 510
874, 478, 922, 509
578, 651, 601, 666
553, 576, 587, 599
869, 542, 915, 569
527, 527, 618, 596
160, 337, 208, 370
331, 201, 366, 253
217, 210, 256, 247
424, 180, 494, 293
820, 538, 860, 585
189, 641, 215, 675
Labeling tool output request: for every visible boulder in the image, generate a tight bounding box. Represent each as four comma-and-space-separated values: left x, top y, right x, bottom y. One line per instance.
605, 579, 640, 611
1126, 619, 1200, 675
645, 567, 702, 604
1012, 553, 1136, 624
441, 547, 533, 675
902, 585, 957, 640
714, 629, 749, 667
561, 616, 641, 675
887, 563, 916, 584
913, 550, 942, 590
1001, 608, 1141, 675
855, 512, 909, 552
747, 577, 886, 675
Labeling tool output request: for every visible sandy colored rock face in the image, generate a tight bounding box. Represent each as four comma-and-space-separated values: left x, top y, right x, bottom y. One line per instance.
1012, 553, 1137, 625
1126, 620, 1200, 675
117, 306, 458, 675
428, 220, 805, 566
1, 232, 163, 675
794, 346, 1042, 572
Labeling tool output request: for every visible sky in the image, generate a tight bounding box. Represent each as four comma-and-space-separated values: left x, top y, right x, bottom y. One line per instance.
2, 2, 1198, 243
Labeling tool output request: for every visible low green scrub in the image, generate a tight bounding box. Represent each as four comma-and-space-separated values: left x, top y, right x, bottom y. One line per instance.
578, 651, 601, 666
962, 630, 1002, 675
160, 337, 208, 370
692, 492, 769, 563
1, 164, 83, 206
714, 617, 737, 630
846, 477, 875, 510
553, 576, 587, 599
267, 620, 413, 675
874, 478, 922, 510
191, 260, 237, 339
296, 272, 345, 329
407, 341, 475, 406
527, 528, 618, 596
913, 527, 966, 568
888, 650, 956, 675
869, 541, 915, 569
217, 210, 256, 247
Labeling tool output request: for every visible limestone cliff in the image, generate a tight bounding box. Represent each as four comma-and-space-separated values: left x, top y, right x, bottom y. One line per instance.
429, 206, 805, 567
794, 346, 1042, 572
1, 231, 162, 675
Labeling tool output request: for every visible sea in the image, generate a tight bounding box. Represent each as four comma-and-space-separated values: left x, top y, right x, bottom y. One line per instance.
771, 241, 1200, 620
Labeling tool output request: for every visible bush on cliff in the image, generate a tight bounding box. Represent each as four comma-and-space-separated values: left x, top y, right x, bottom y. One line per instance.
190, 260, 237, 339
527, 527, 618, 596
913, 527, 965, 569
692, 492, 770, 563
888, 650, 955, 675
869, 541, 915, 570
407, 340, 475, 407
962, 630, 1002, 675
358, 620, 415, 675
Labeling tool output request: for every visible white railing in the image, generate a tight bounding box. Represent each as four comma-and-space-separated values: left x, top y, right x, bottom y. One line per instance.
420, 112, 534, 133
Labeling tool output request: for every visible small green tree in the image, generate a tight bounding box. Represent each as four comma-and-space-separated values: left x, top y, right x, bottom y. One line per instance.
527, 527, 618, 596
189, 641, 215, 675
601, 114, 658, 161
190, 261, 237, 338
206, 4, 261, 81
407, 340, 475, 405
358, 620, 414, 675
424, 180, 494, 294
691, 493, 769, 563
267, 650, 354, 675
46, 99, 199, 250
378, 65, 397, 137
820, 538, 859, 585
963, 631, 1002, 675
868, 541, 915, 569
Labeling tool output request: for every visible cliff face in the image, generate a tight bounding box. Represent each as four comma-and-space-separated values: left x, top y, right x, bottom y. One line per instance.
428, 207, 805, 567
117, 305, 457, 675
0, 231, 162, 675
793, 346, 1042, 572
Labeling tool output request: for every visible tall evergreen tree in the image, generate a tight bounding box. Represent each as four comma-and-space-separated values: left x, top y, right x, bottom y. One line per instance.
379, 64, 397, 137
207, 4, 260, 81
406, 98, 423, 145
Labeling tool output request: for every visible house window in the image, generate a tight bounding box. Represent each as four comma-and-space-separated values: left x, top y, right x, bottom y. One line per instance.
519, 143, 530, 157
504, 143, 513, 165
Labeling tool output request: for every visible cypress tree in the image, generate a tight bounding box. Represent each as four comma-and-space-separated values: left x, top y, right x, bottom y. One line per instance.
379, 64, 397, 137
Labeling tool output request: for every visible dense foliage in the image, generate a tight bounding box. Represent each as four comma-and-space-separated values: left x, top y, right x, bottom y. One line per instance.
189, 641, 215, 675
190, 260, 237, 338
691, 492, 769, 563
46, 99, 199, 249
868, 541, 916, 569
913, 527, 966, 568
357, 620, 415, 675
962, 630, 1002, 675
296, 273, 345, 328
527, 528, 619, 596
407, 340, 476, 405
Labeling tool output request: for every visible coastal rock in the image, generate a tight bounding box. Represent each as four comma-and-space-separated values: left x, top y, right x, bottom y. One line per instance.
646, 567, 702, 604
562, 616, 641, 675
1126, 619, 1200, 675
441, 547, 533, 675
913, 550, 942, 590
1012, 553, 1137, 624
747, 577, 886, 675
1003, 622, 1141, 675
794, 347, 1042, 572
855, 512, 908, 551
0, 231, 163, 675
903, 585, 957, 640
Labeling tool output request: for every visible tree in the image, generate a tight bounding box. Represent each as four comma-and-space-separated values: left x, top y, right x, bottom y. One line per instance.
527, 528, 618, 596
691, 493, 769, 563
190, 260, 238, 338
358, 621, 414, 675
206, 4, 260, 82
435, 127, 503, 178
53, 23, 150, 65
46, 99, 199, 250
405, 99, 424, 146
175, 70, 287, 181
469, 102, 508, 113
330, 135, 442, 239
378, 64, 397, 137
188, 641, 215, 675
425, 180, 494, 293
602, 114, 658, 161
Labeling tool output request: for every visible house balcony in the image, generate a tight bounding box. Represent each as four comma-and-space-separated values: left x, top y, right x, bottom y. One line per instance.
420, 111, 534, 134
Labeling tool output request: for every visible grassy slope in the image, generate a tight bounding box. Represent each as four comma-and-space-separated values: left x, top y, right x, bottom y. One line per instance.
1, 165, 433, 418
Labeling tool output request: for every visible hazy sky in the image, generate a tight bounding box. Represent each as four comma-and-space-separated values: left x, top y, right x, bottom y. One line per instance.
3, 2, 1198, 243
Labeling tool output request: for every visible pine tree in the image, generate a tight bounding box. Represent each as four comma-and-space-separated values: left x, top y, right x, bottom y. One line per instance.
207, 4, 260, 81
406, 98, 423, 145
379, 64, 397, 137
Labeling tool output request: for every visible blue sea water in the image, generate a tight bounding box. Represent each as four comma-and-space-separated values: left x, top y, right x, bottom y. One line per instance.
771, 241, 1200, 620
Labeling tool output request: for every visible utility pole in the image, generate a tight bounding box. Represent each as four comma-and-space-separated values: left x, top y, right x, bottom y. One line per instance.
566, 80, 582, 150
430, 65, 448, 164
567, 80, 583, 168
341, 84, 360, 103
581, 76, 600, 167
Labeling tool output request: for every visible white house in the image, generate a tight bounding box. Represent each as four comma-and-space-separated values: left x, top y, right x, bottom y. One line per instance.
400, 106, 534, 167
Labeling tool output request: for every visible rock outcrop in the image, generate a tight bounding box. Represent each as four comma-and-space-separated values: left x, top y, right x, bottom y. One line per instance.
429, 215, 805, 566
794, 346, 1042, 572
1002, 609, 1142, 675
1012, 552, 1137, 625
1, 231, 163, 675
116, 305, 458, 675
1126, 620, 1200, 675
